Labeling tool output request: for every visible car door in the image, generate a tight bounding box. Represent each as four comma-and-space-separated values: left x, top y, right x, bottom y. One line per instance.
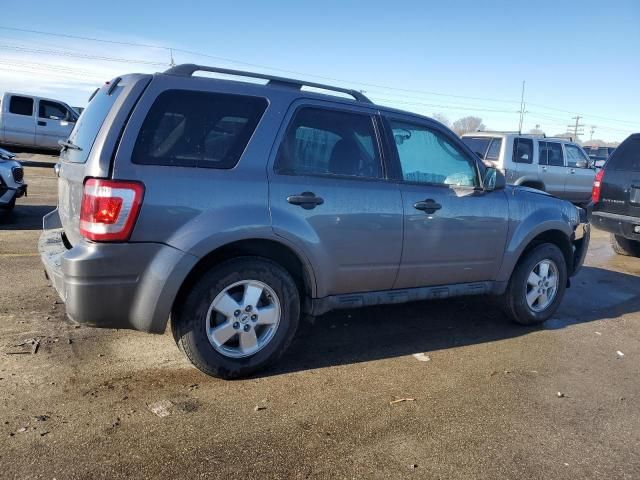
3, 95, 36, 146
538, 141, 567, 197
268, 101, 403, 297
36, 99, 77, 149
510, 137, 538, 186
383, 115, 509, 289
564, 144, 595, 203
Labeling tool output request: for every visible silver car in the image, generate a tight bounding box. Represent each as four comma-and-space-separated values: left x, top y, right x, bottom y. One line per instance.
39, 65, 590, 378
461, 132, 595, 204
0, 147, 26, 212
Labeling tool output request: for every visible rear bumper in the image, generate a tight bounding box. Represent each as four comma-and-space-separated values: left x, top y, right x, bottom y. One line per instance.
39, 214, 198, 333
591, 211, 640, 242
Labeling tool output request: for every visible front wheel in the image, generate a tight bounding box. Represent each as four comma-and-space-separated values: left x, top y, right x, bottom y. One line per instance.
172, 257, 300, 379
503, 243, 567, 325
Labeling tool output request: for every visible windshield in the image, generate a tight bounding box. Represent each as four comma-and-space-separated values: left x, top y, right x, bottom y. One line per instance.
62, 84, 122, 163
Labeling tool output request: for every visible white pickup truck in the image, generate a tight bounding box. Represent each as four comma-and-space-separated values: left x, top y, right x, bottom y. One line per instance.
0, 92, 79, 150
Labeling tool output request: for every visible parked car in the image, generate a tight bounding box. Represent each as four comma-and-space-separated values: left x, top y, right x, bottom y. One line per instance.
584, 146, 616, 168
0, 147, 26, 212
590, 133, 640, 256
461, 132, 595, 204
39, 65, 590, 378
0, 92, 79, 150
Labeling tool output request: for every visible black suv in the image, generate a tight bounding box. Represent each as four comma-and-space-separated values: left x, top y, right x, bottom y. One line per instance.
591, 133, 640, 256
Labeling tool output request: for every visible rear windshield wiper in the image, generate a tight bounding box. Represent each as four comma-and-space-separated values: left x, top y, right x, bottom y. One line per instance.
58, 139, 82, 151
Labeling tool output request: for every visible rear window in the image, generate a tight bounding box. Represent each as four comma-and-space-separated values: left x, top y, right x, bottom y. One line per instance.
64, 85, 122, 163
132, 90, 268, 169
606, 135, 640, 171
461, 137, 491, 158
485, 138, 502, 160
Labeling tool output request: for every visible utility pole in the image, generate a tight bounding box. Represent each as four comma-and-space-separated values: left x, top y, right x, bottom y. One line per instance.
589, 125, 596, 141
169, 48, 176, 67
567, 115, 584, 140
518, 80, 526, 133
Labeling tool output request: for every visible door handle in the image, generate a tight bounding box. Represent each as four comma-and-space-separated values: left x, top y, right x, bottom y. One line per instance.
54, 163, 61, 177
542, 166, 548, 171
38, 120, 46, 126
413, 199, 442, 214
287, 191, 324, 210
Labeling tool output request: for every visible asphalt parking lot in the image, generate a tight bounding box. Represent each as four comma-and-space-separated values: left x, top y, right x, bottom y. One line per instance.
1, 157, 639, 479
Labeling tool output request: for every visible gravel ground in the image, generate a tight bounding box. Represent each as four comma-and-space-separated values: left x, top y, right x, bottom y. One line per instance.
0, 157, 639, 479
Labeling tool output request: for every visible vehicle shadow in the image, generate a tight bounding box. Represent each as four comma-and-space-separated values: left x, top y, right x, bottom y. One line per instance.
265, 265, 640, 377
0, 205, 56, 230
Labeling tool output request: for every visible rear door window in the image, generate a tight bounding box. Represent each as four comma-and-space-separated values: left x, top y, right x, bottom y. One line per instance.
275, 107, 383, 179
513, 138, 533, 164
538, 141, 564, 166
9, 96, 34, 116
132, 90, 267, 169
606, 135, 640, 171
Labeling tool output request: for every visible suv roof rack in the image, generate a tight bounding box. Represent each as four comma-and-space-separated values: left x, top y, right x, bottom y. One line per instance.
164, 64, 372, 104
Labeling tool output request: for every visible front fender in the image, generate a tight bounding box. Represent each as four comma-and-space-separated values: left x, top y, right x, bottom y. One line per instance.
497, 191, 577, 282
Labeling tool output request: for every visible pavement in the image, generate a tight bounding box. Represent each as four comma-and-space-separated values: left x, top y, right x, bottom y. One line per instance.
1, 156, 639, 479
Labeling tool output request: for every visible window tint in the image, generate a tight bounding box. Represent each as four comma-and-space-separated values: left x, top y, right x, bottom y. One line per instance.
606, 135, 640, 171
39, 100, 68, 120
512, 138, 533, 164
538, 141, 564, 167
132, 90, 267, 169
390, 120, 478, 187
486, 138, 502, 160
461, 137, 491, 159
9, 96, 33, 116
275, 107, 382, 179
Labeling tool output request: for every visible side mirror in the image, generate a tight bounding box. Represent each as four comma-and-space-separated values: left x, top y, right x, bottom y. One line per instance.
575, 159, 588, 169
483, 167, 506, 191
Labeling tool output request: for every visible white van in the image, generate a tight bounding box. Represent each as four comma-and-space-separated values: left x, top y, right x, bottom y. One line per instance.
0, 92, 79, 150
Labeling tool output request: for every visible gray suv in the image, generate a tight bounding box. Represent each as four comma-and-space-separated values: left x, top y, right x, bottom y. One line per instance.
39, 65, 590, 378
461, 132, 595, 204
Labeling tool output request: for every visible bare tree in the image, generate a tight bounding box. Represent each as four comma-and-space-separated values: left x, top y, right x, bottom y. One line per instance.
432, 113, 451, 128
452, 116, 485, 136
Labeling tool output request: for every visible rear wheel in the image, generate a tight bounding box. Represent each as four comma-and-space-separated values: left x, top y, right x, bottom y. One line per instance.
172, 257, 300, 379
503, 243, 567, 325
610, 234, 640, 257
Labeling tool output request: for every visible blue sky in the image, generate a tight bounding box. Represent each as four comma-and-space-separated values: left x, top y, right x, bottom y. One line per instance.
1, 0, 638, 142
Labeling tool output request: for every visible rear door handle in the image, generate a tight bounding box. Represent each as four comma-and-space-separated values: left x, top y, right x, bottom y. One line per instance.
570, 168, 576, 174
38, 120, 46, 126
287, 191, 324, 210
413, 199, 442, 214
541, 166, 548, 171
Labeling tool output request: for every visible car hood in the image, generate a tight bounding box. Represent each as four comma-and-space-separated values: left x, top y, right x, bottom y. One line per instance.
0, 147, 16, 160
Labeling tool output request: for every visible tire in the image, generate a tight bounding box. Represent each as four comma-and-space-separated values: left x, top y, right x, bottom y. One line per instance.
0, 197, 16, 213
503, 243, 567, 325
610, 234, 640, 257
171, 256, 300, 379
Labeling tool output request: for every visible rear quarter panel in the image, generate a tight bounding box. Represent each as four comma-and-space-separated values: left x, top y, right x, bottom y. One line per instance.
112, 74, 299, 256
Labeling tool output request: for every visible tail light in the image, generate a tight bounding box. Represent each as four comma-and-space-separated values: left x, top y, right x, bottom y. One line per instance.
591, 169, 605, 203
80, 179, 144, 241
